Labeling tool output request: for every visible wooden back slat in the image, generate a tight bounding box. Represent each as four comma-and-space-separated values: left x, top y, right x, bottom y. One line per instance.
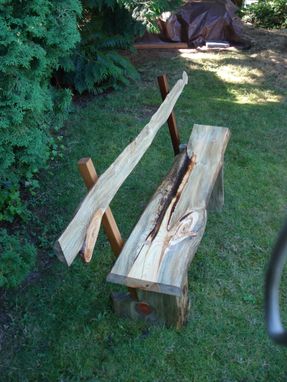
55, 72, 188, 266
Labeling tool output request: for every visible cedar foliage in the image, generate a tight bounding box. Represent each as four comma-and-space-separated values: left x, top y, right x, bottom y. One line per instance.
0, 0, 81, 287
0, 0, 82, 223
0, 229, 36, 288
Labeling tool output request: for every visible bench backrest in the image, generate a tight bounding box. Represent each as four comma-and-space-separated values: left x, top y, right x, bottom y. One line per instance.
55, 72, 188, 266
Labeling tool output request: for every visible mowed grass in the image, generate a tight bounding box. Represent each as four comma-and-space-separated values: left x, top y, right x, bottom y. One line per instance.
1, 33, 287, 381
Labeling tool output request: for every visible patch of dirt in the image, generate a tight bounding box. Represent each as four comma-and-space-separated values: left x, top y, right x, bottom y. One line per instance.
244, 24, 287, 89
245, 24, 287, 54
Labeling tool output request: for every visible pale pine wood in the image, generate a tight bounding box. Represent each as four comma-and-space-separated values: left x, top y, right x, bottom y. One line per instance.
157, 74, 180, 155
55, 72, 188, 266
78, 158, 124, 261
107, 124, 230, 296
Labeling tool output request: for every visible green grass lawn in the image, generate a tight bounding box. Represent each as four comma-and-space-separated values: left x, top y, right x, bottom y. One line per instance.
1, 28, 287, 381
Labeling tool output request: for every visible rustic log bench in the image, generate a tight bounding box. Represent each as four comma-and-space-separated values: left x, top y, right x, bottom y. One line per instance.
55, 72, 230, 328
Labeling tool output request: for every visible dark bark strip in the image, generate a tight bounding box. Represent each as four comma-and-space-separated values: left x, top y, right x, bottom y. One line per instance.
146, 150, 195, 242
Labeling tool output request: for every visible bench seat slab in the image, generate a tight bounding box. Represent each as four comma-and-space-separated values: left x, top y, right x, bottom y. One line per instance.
107, 124, 230, 296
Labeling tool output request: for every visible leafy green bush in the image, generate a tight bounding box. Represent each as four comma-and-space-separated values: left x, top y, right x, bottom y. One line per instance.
58, 0, 181, 93
241, 0, 287, 28
0, 230, 36, 288
59, 3, 140, 93
0, 0, 82, 223
120, 0, 182, 32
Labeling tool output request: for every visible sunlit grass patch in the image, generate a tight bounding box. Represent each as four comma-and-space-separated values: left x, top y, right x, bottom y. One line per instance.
229, 88, 284, 104
216, 64, 263, 84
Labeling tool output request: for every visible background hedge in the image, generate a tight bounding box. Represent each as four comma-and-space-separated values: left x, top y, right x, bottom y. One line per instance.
241, 0, 287, 28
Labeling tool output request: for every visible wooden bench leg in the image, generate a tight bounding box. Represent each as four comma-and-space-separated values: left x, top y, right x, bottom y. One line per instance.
208, 165, 224, 212
111, 276, 190, 329
157, 74, 181, 156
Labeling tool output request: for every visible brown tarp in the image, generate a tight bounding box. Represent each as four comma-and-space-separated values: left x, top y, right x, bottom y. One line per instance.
138, 0, 248, 48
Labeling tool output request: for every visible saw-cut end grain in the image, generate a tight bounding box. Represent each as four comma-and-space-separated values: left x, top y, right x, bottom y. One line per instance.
80, 208, 105, 263
182, 71, 188, 85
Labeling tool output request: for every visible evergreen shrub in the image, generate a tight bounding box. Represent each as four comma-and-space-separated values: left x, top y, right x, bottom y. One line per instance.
0, 0, 81, 286
0, 229, 37, 288
59, 1, 141, 93
0, 0, 81, 223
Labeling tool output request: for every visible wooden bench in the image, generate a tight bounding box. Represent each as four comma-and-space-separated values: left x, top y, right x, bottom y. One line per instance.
55, 72, 230, 328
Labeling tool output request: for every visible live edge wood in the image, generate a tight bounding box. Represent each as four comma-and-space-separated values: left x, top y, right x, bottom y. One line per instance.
78, 158, 124, 261
107, 124, 230, 297
55, 72, 188, 266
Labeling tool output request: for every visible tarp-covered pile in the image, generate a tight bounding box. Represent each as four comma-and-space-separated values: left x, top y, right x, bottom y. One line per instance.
138, 0, 248, 48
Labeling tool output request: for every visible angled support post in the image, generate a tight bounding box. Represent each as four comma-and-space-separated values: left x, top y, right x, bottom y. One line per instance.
157, 74, 181, 155
78, 157, 124, 257
78, 157, 138, 300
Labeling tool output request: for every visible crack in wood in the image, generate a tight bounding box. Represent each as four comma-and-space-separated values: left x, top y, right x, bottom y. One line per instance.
167, 154, 196, 230
135, 153, 197, 277
146, 152, 196, 244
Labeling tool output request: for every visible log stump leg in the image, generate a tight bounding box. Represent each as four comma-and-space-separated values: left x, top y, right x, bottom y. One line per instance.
208, 165, 224, 212
111, 276, 190, 329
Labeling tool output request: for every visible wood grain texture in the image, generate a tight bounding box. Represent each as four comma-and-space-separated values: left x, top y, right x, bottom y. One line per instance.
78, 158, 124, 260
55, 72, 188, 266
107, 124, 230, 296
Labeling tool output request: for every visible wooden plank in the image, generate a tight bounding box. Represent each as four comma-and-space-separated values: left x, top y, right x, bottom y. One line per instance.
78, 159, 138, 300
206, 41, 230, 49
55, 72, 188, 266
134, 42, 189, 50
78, 158, 124, 261
158, 74, 180, 155
107, 124, 230, 296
